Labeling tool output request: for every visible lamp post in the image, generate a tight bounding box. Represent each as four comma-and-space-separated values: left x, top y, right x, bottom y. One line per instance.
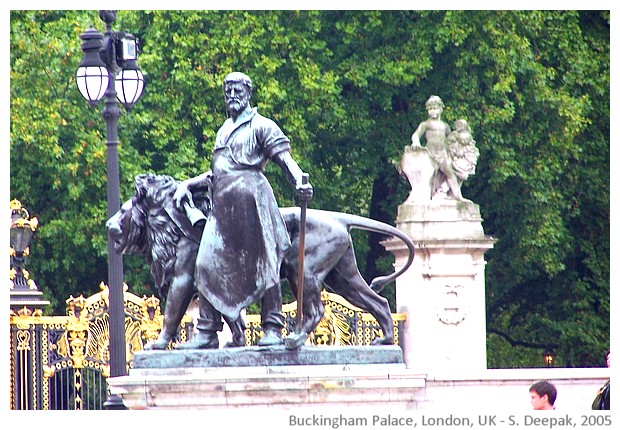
10, 200, 37, 289
10, 199, 50, 311
76, 10, 144, 410
543, 348, 556, 367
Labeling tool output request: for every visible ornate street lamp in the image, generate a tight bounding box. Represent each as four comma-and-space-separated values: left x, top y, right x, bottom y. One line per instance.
76, 12, 144, 109
76, 10, 144, 410
10, 199, 50, 311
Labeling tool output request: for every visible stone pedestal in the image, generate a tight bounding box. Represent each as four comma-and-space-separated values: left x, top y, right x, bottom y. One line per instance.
133, 345, 404, 368
384, 201, 494, 375
108, 346, 427, 409
387, 148, 495, 375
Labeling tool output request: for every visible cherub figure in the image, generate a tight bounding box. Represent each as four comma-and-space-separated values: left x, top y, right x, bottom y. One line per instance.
447, 119, 479, 186
410, 95, 465, 201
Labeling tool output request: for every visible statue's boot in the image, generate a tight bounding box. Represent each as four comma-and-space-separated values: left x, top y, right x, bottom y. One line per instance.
223, 315, 247, 348
176, 330, 219, 349
257, 324, 283, 346
284, 331, 309, 350
144, 337, 170, 350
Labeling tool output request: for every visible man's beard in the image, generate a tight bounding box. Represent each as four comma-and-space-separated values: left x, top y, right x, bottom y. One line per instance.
227, 98, 248, 114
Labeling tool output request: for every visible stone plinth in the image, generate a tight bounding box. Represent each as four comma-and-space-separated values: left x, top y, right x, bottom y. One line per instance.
108, 360, 609, 410
109, 346, 427, 409
396, 200, 485, 240
383, 199, 495, 376
133, 345, 404, 368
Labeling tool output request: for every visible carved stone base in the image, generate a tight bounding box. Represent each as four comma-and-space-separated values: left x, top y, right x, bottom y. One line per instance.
383, 200, 495, 375
107, 365, 608, 410
396, 200, 485, 241
133, 345, 403, 368
109, 346, 425, 409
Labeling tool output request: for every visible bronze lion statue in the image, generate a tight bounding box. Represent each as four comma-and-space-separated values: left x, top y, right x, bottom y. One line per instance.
106, 173, 414, 350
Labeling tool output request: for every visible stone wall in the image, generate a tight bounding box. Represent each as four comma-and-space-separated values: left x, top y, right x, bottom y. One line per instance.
109, 364, 608, 410
414, 367, 609, 411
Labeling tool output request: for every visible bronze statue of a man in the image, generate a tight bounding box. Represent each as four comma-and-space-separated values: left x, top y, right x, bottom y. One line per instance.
174, 72, 313, 349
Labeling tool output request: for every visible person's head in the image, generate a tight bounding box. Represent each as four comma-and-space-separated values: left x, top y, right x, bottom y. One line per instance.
425, 95, 444, 119
454, 119, 470, 132
529, 380, 557, 410
223, 72, 252, 116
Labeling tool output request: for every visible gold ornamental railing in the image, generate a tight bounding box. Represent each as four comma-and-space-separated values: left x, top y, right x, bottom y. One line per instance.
9, 283, 193, 410
246, 289, 406, 347
10, 285, 404, 410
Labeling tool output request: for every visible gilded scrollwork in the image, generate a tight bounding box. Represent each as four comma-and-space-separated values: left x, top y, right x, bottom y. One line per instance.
16, 329, 31, 351
246, 289, 405, 347
66, 295, 90, 369
141, 295, 164, 346
11, 282, 194, 410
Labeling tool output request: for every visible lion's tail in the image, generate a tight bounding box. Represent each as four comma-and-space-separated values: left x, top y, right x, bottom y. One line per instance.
329, 211, 415, 293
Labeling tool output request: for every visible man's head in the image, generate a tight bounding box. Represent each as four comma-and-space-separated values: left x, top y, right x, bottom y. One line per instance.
223, 72, 252, 116
529, 380, 557, 410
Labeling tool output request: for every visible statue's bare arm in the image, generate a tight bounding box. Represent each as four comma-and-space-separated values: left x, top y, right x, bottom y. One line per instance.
273, 151, 313, 201
411, 121, 428, 147
173, 171, 212, 208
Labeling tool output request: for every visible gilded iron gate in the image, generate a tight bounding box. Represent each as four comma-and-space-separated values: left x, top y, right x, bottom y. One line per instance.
10, 285, 404, 410
9, 283, 192, 410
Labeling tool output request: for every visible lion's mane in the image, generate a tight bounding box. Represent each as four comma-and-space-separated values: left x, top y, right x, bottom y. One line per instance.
132, 173, 189, 299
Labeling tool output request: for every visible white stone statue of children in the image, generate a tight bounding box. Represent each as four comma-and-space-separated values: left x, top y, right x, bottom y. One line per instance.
447, 119, 480, 185
410, 95, 465, 201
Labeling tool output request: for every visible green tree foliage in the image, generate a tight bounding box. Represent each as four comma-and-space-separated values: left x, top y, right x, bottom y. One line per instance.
10, 10, 609, 367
